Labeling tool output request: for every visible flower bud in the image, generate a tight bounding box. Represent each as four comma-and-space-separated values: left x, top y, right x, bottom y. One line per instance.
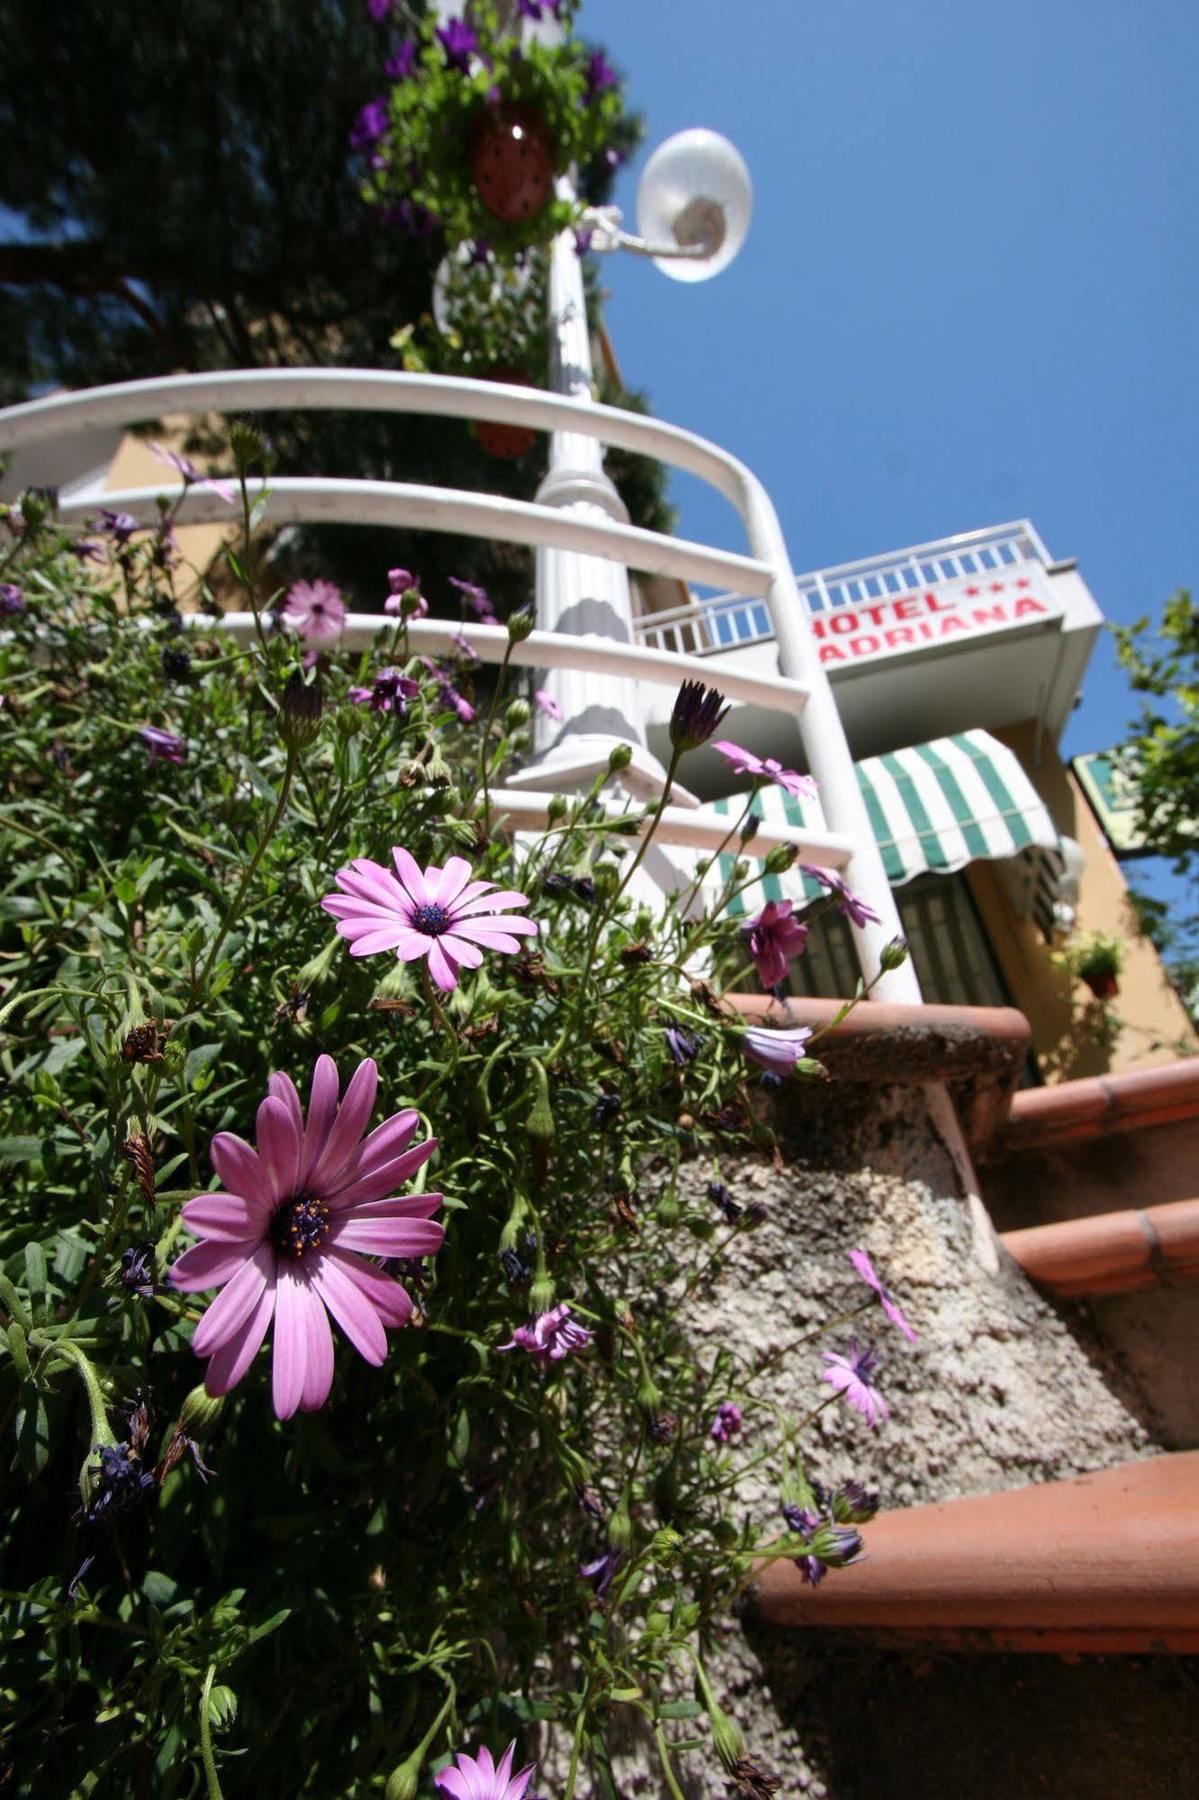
296, 935, 340, 992
740, 812, 761, 844
608, 1496, 634, 1550
794, 1057, 831, 1082
880, 935, 909, 971
636, 1374, 663, 1419
400, 587, 424, 618
705, 1692, 746, 1776
507, 609, 535, 643
764, 843, 800, 875
279, 671, 323, 750
207, 1685, 238, 1731
383, 1755, 421, 1800
607, 742, 633, 772
547, 792, 568, 822
669, 679, 730, 753
179, 1385, 224, 1439
656, 1193, 681, 1227
504, 698, 531, 729
524, 1060, 554, 1145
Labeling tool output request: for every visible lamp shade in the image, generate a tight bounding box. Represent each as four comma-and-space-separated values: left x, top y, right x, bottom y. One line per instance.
635, 128, 752, 282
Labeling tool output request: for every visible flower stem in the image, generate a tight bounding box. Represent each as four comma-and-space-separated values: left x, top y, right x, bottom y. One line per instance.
190, 745, 297, 1007
198, 1665, 225, 1800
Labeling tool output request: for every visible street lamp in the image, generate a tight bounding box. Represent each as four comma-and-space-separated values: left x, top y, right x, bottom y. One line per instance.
501, 128, 753, 801
586, 127, 754, 283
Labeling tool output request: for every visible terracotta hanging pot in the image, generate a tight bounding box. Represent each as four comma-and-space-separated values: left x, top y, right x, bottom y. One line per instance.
471, 367, 538, 460
1081, 967, 1119, 1001
469, 102, 553, 225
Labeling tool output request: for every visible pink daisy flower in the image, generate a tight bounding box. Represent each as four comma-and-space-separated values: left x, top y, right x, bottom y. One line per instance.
282, 578, 347, 646
712, 740, 818, 803
533, 688, 563, 722
169, 1056, 443, 1419
435, 1742, 535, 1800
849, 1248, 918, 1343
823, 1337, 888, 1429
322, 849, 537, 991
745, 899, 808, 989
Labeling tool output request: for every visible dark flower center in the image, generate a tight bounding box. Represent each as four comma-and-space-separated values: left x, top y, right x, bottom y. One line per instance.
412, 902, 451, 936
270, 1193, 330, 1261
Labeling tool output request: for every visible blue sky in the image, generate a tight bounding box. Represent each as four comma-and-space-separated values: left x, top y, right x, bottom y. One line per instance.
596, 0, 1197, 781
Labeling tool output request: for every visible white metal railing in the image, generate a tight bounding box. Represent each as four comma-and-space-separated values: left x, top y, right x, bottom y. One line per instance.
635, 520, 1054, 656
0, 366, 920, 1001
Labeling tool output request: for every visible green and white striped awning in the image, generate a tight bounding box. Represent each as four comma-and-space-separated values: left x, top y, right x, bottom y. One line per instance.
710, 729, 1060, 914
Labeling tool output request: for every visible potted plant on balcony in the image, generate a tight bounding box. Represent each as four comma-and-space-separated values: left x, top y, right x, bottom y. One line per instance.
1072, 930, 1124, 1000
356, 1, 635, 263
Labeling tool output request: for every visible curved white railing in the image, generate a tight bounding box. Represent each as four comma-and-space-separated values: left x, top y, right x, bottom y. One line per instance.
0, 367, 920, 1001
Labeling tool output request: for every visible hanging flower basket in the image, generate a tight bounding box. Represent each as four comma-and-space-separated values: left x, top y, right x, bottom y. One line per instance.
1081, 966, 1120, 1001
471, 368, 539, 460
355, 0, 637, 263
391, 246, 549, 461
470, 102, 554, 227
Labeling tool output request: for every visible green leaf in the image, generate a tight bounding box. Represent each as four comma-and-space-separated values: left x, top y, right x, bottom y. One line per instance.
15, 1384, 50, 1477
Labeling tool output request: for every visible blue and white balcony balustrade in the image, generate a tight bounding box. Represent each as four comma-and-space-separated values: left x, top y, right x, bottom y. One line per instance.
0, 361, 916, 1002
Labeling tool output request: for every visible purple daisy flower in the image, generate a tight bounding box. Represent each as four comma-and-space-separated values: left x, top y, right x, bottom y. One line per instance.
436, 19, 477, 72
322, 848, 537, 992
710, 1400, 743, 1444
435, 1743, 536, 1800
282, 579, 346, 647
0, 582, 25, 616
448, 576, 497, 623
745, 900, 808, 989
823, 1337, 888, 1429
99, 509, 140, 545
533, 688, 563, 722
712, 740, 818, 804
664, 1025, 698, 1067
349, 97, 389, 150
579, 1546, 624, 1598
800, 864, 881, 929
139, 725, 187, 765
498, 1302, 591, 1362
585, 50, 618, 96
741, 1024, 813, 1073
169, 1056, 444, 1420
148, 442, 237, 505
849, 1248, 918, 1343
384, 40, 418, 80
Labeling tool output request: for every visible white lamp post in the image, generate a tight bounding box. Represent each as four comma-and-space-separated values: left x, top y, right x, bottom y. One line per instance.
505, 129, 754, 801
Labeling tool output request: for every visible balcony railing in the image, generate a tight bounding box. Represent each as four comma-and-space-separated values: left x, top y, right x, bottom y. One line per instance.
0, 365, 920, 1002
634, 520, 1054, 657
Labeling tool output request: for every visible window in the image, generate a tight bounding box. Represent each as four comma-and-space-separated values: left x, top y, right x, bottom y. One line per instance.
789, 872, 1010, 1008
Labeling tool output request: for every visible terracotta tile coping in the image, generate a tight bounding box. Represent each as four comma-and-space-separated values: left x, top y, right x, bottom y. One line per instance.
1001, 1058, 1199, 1153
726, 994, 1031, 1083
754, 1453, 1199, 1653
1001, 1198, 1199, 1297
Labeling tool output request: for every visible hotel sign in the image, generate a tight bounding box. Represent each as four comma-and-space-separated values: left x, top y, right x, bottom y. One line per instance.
807, 566, 1059, 669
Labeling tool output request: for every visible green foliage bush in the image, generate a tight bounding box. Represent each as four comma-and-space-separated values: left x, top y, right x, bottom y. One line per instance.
0, 453, 902, 1798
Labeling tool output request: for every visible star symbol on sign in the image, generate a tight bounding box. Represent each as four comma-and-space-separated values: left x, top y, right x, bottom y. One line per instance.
990, 582, 1005, 592
965, 585, 980, 597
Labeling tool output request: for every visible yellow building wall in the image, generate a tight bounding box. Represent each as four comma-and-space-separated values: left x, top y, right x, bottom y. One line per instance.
103, 425, 233, 597
966, 721, 1196, 1080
